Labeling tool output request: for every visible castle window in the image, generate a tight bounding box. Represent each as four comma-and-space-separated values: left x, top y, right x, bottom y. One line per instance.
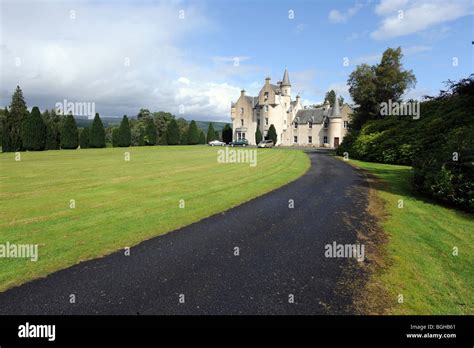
240, 107, 244, 115
343, 121, 348, 129
308, 136, 312, 144
294, 122, 298, 129
265, 117, 268, 126
264, 105, 269, 112
264, 92, 269, 102
324, 136, 328, 144
241, 119, 244, 126
257, 118, 260, 126
324, 120, 328, 128
294, 136, 298, 143
308, 121, 312, 128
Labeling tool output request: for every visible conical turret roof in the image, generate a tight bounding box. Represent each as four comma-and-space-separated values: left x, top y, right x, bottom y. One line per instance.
332, 94, 341, 117
281, 68, 291, 87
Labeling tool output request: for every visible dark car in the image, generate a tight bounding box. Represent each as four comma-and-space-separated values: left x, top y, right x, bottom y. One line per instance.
229, 139, 249, 147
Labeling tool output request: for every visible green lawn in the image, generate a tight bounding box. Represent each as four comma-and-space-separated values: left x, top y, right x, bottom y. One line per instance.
344, 159, 473, 314
0, 146, 309, 292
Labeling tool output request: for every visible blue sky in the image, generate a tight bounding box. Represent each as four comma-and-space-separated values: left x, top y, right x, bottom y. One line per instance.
1, 0, 472, 121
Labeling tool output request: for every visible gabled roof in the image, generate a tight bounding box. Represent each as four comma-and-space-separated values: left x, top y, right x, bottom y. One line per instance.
270, 84, 281, 94
244, 95, 259, 108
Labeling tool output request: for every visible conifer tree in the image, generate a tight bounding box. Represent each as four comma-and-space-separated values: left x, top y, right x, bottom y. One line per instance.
118, 115, 131, 147
206, 122, 216, 143
255, 127, 263, 144
3, 86, 28, 152
198, 130, 206, 144
22, 106, 46, 151
89, 113, 106, 148
80, 127, 90, 148
187, 120, 199, 145
222, 124, 232, 144
61, 114, 79, 149
267, 124, 277, 144
166, 118, 180, 145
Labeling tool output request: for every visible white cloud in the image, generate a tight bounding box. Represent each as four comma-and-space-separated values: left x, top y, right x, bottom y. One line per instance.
329, 2, 364, 23
211, 56, 251, 64
371, 0, 473, 40
178, 77, 191, 85
0, 1, 246, 121
353, 45, 432, 65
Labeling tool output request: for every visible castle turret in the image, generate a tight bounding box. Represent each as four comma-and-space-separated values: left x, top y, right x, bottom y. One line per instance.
332, 94, 341, 117
281, 68, 291, 96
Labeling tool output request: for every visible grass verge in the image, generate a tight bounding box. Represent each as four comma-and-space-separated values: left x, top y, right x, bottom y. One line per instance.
341, 158, 473, 314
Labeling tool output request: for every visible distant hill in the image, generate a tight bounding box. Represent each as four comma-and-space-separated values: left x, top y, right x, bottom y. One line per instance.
74, 116, 229, 133
195, 121, 229, 134
75, 116, 121, 128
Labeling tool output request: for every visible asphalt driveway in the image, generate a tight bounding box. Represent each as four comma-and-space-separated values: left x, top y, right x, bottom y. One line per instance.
0, 151, 372, 315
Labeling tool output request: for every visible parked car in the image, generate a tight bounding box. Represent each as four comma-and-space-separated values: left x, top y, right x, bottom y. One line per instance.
208, 140, 226, 146
258, 140, 274, 148
229, 139, 249, 147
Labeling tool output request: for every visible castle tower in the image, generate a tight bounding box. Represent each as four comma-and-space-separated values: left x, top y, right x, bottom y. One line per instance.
281, 68, 291, 97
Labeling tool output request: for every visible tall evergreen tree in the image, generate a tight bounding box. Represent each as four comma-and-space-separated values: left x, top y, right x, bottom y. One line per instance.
118, 115, 131, 147
0, 108, 5, 147
43, 109, 60, 150
61, 114, 79, 149
323, 90, 344, 107
112, 128, 120, 147
166, 118, 180, 145
80, 127, 90, 148
187, 120, 199, 145
255, 127, 263, 144
214, 130, 220, 140
198, 130, 206, 144
222, 124, 232, 144
144, 117, 157, 145
3, 86, 28, 152
1, 108, 11, 151
267, 124, 277, 144
89, 113, 106, 148
180, 130, 188, 145
206, 122, 216, 143
22, 106, 46, 151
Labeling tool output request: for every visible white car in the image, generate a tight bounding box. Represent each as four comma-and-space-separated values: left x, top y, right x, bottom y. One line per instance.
258, 140, 274, 148
208, 140, 226, 146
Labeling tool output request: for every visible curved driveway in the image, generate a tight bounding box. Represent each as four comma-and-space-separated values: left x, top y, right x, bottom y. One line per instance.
0, 151, 372, 315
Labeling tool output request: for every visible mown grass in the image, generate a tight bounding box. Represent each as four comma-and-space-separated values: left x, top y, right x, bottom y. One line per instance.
0, 146, 310, 292
345, 159, 473, 314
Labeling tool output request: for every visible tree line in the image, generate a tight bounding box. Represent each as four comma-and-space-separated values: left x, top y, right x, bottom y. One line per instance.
1, 87, 234, 152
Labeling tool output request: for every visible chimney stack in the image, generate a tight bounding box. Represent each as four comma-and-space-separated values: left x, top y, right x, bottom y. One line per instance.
241, 90, 246, 97
265, 77, 271, 85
